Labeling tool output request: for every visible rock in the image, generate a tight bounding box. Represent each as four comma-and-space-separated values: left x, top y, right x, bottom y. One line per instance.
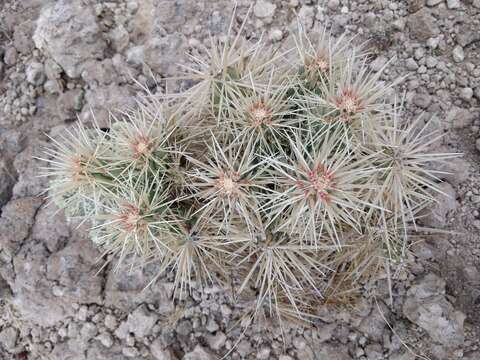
33, 0, 106, 78
403, 274, 465, 348
97, 333, 114, 348
446, 0, 460, 8
104, 314, 118, 330
151, 339, 176, 360
474, 87, 480, 100
426, 0, 443, 5
80, 322, 98, 342
434, 155, 469, 185
405, 58, 419, 71
206, 332, 226, 351
257, 347, 271, 359
413, 92, 431, 109
143, 33, 186, 76
0, 159, 15, 208
370, 56, 388, 72
126, 305, 158, 338
269, 28, 283, 42
476, 138, 480, 152
0, 327, 18, 351
452, 46, 465, 63
108, 25, 130, 53
328, 0, 340, 9
26, 62, 46, 85
365, 343, 383, 360
421, 182, 456, 228
356, 302, 388, 341
0, 197, 43, 256
31, 202, 70, 253
254, 0, 276, 18
3, 47, 18, 66
407, 9, 440, 41
459, 87, 473, 101
123, 347, 139, 358
312, 342, 352, 360
446, 106, 474, 129
183, 345, 215, 360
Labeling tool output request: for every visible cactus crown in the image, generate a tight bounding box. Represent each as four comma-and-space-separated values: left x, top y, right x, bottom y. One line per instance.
41, 19, 458, 324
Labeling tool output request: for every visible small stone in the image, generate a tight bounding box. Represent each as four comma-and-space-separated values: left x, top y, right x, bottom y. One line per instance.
426, 0, 443, 5
328, 0, 340, 9
269, 28, 283, 42
183, 345, 215, 360
126, 305, 158, 338
77, 305, 88, 321
405, 58, 419, 71
150, 338, 176, 360
447, 0, 460, 9
80, 323, 97, 341
114, 321, 130, 339
108, 25, 130, 52
254, 0, 276, 18
413, 92, 432, 109
474, 87, 480, 100
206, 332, 226, 351
257, 347, 271, 359
476, 138, 480, 152
407, 9, 440, 41
0, 327, 18, 350
425, 56, 438, 68
205, 318, 219, 333
3, 47, 18, 65
123, 347, 139, 358
104, 314, 118, 330
97, 333, 114, 348
26, 62, 46, 85
453, 45, 465, 62
459, 87, 473, 101
370, 56, 388, 72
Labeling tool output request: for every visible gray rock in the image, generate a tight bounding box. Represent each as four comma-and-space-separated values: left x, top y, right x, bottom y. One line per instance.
0, 327, 18, 351
403, 274, 465, 348
254, 0, 276, 18
33, 0, 106, 78
150, 339, 176, 360
421, 182, 457, 228
183, 345, 215, 360
123, 347, 139, 358
0, 159, 15, 208
80, 323, 98, 342
97, 333, 114, 348
31, 202, 70, 253
108, 25, 130, 53
413, 92, 432, 109
3, 47, 18, 66
476, 138, 480, 152
126, 305, 158, 338
26, 62, 46, 85
459, 87, 473, 101
452, 46, 465, 63
143, 33, 187, 76
370, 56, 388, 72
405, 58, 419, 71
407, 9, 440, 41
474, 87, 480, 100
426, 0, 443, 5
446, 0, 461, 8
104, 314, 119, 330
206, 331, 226, 351
312, 343, 352, 360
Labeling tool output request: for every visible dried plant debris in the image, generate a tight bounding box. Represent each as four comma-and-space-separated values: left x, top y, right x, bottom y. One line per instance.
40, 21, 459, 326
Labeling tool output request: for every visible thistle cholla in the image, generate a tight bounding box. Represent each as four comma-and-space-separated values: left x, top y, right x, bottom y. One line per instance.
40, 18, 458, 325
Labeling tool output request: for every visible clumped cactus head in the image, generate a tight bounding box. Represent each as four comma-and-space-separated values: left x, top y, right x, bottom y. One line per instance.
41, 11, 458, 327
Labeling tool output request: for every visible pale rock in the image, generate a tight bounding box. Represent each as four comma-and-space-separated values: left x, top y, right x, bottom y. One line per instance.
254, 0, 276, 18
26, 62, 46, 85
151, 338, 176, 360
33, 0, 106, 78
126, 305, 158, 338
183, 345, 215, 360
452, 45, 465, 63
403, 274, 465, 348
447, 0, 461, 9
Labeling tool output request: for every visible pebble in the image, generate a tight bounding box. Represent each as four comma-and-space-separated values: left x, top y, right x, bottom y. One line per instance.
427, 0, 443, 5
405, 58, 419, 71
447, 0, 461, 9
97, 333, 114, 348
269, 28, 283, 42
370, 56, 388, 72
453, 45, 465, 62
26, 62, 46, 85
476, 138, 480, 152
254, 0, 276, 18
3, 47, 18, 66
122, 347, 139, 358
459, 87, 474, 101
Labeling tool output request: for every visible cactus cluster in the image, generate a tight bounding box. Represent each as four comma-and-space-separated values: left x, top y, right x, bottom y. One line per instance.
41, 17, 457, 324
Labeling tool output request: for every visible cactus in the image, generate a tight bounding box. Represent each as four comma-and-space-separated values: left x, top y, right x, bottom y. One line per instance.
41, 17, 458, 326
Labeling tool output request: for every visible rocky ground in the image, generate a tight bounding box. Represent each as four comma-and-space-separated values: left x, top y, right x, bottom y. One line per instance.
0, 0, 479, 359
